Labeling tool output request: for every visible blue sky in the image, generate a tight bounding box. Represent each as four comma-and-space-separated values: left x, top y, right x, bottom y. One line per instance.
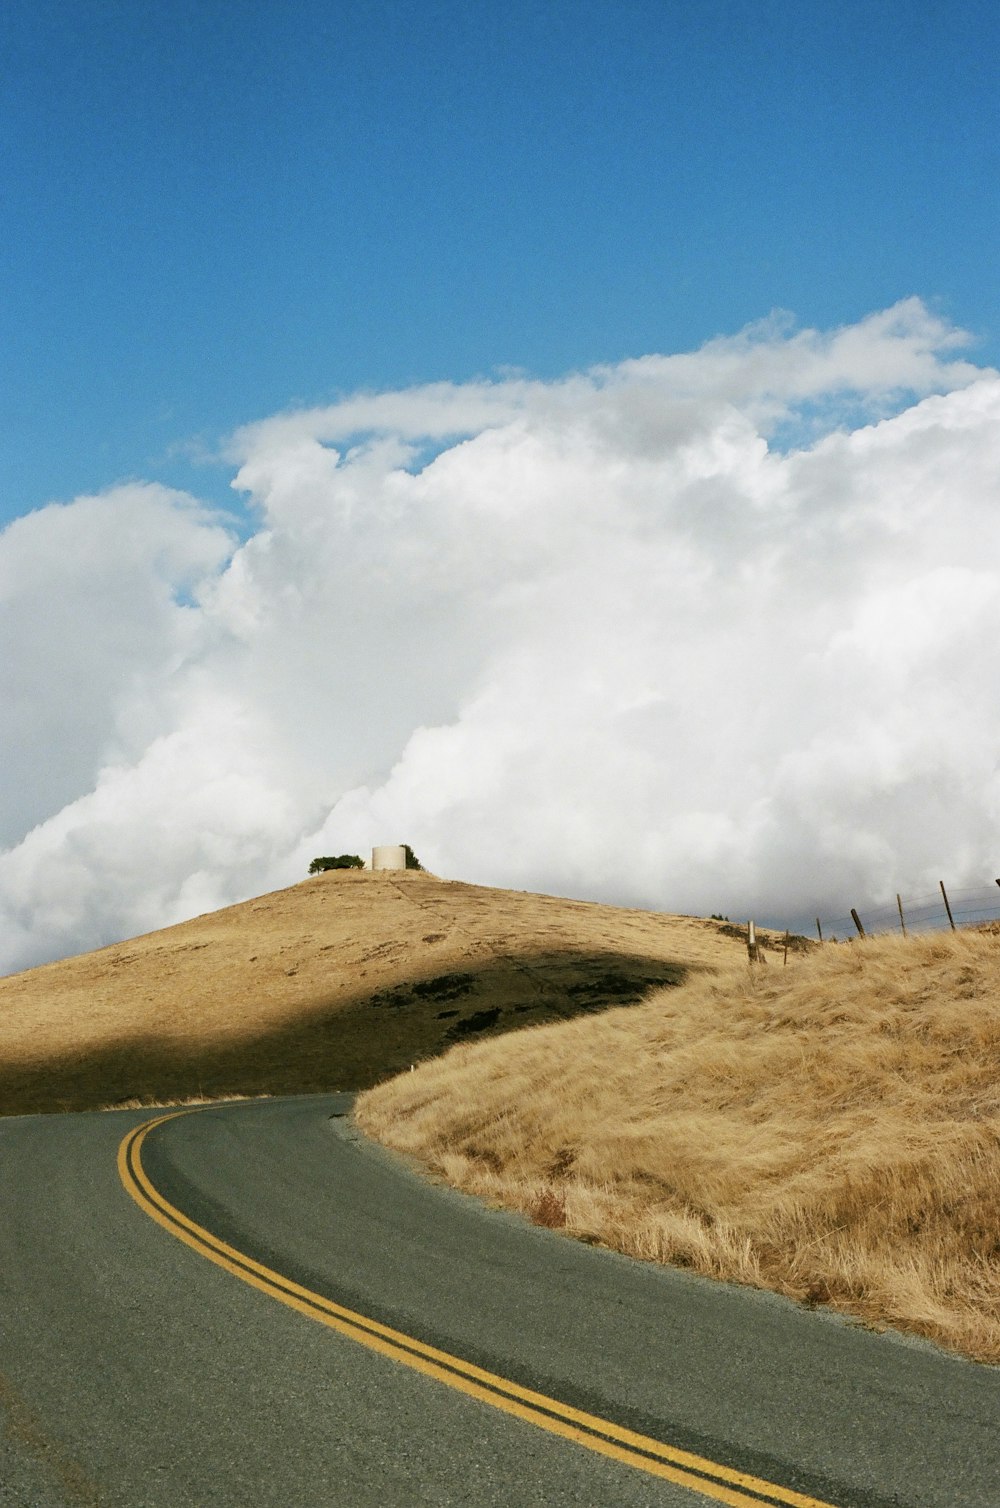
3, 0, 998, 525
5, 0, 1000, 968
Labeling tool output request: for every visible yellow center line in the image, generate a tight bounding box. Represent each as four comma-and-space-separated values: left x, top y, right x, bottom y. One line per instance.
117, 1109, 841, 1508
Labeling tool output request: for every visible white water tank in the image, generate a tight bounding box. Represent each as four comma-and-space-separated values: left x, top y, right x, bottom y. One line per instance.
371, 844, 407, 871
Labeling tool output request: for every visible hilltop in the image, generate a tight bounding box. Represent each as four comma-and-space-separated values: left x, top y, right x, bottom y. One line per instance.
0, 869, 770, 1117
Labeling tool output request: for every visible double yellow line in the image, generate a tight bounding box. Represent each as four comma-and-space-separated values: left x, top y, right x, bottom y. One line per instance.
119, 1110, 839, 1508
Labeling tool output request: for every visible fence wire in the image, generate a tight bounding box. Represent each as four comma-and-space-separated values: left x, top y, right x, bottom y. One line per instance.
814, 881, 1000, 942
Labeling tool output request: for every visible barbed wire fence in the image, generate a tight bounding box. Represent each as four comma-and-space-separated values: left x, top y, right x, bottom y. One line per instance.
742, 879, 1000, 964
815, 879, 1000, 943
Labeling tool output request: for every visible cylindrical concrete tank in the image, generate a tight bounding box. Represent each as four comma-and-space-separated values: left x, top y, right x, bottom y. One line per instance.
371, 844, 407, 871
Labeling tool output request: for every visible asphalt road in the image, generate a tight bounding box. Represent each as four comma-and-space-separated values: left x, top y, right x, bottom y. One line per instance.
1, 1095, 998, 1507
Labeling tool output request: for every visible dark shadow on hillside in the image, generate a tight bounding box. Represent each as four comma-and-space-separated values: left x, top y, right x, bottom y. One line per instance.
0, 949, 689, 1117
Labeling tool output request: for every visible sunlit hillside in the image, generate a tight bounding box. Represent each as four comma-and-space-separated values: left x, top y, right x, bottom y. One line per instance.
0, 869, 766, 1116
358, 927, 1000, 1363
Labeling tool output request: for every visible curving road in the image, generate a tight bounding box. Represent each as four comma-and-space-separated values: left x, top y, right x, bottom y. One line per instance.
1, 1095, 998, 1507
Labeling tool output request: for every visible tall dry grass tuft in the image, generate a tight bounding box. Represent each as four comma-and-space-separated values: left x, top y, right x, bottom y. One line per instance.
356, 928, 1000, 1362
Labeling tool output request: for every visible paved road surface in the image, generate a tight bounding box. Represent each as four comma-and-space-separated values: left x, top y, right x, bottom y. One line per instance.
1, 1095, 998, 1506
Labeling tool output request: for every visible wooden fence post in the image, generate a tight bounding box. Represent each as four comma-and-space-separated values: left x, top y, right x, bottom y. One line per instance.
896, 893, 907, 937
747, 921, 766, 964
851, 908, 866, 938
939, 881, 955, 931
816, 917, 823, 942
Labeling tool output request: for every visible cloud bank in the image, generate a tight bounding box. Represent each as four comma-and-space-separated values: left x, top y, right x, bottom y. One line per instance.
4, 299, 1000, 971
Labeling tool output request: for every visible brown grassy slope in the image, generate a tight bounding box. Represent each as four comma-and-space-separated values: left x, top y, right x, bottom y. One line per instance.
357, 928, 1000, 1363
0, 870, 765, 1116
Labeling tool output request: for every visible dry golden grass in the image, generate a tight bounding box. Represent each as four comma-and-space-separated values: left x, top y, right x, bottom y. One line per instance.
356, 927, 1000, 1363
0, 869, 761, 1116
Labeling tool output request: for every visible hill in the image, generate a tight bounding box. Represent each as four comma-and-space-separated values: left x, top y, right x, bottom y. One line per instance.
0, 869, 769, 1116
357, 927, 1000, 1363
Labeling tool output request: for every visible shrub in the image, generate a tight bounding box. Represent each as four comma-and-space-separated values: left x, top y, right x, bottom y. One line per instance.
308, 854, 364, 873
403, 845, 423, 871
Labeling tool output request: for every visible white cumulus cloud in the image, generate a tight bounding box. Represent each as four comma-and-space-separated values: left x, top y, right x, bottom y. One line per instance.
3, 299, 1000, 972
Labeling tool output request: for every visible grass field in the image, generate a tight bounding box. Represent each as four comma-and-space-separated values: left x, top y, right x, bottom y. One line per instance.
0, 869, 763, 1116
357, 927, 1000, 1363
11, 867, 994, 1363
